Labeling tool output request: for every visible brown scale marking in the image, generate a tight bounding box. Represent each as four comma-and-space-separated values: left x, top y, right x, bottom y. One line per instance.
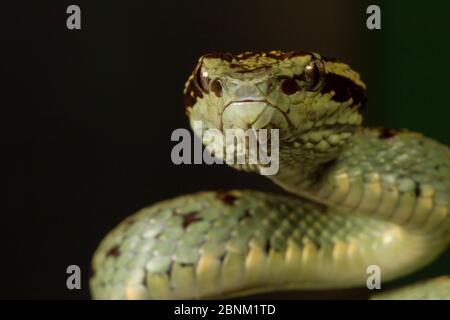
182, 212, 201, 229
378, 128, 398, 139
414, 183, 422, 197
234, 51, 261, 61
233, 51, 274, 61
266, 51, 285, 59
265, 241, 271, 253
229, 63, 242, 69
179, 262, 194, 268
216, 191, 238, 205
233, 65, 270, 73
167, 261, 175, 284
106, 245, 120, 258
322, 73, 367, 108
202, 52, 233, 62
142, 270, 148, 287
231, 50, 311, 62
89, 266, 96, 278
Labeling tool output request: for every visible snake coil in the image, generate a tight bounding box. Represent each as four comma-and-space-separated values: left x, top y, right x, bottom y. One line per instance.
90, 51, 450, 299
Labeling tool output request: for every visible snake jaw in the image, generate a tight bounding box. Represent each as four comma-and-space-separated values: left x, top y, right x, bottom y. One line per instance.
222, 100, 269, 130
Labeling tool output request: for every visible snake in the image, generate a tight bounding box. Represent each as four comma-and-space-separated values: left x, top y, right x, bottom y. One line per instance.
89, 50, 450, 299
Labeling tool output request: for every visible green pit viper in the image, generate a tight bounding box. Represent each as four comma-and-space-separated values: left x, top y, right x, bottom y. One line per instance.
90, 50, 450, 299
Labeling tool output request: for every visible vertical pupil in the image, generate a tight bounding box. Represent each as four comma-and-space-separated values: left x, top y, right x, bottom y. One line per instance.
312, 63, 320, 87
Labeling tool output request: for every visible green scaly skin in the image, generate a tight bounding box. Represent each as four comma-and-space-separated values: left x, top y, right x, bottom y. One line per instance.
90, 51, 450, 299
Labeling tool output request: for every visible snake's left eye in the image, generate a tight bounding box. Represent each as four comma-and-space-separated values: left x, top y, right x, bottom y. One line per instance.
304, 59, 325, 90
194, 63, 211, 93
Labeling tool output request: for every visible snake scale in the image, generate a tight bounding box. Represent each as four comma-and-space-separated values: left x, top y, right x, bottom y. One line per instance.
90, 51, 450, 299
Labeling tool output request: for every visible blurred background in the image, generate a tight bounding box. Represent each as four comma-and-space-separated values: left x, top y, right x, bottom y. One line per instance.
1, 0, 449, 299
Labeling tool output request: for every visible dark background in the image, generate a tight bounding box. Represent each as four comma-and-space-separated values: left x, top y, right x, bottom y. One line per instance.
1, 0, 449, 299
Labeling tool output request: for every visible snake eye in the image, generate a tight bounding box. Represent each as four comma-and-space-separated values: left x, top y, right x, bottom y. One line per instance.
194, 62, 211, 93
304, 59, 325, 90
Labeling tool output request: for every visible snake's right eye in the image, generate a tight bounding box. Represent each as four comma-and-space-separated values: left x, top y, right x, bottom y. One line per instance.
194, 63, 211, 93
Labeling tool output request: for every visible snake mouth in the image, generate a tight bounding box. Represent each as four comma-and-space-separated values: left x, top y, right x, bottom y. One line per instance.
221, 100, 269, 130
221, 100, 292, 131
223, 99, 269, 111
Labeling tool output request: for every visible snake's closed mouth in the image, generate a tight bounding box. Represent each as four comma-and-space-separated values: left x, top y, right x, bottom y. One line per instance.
221, 100, 270, 130
223, 99, 269, 110
222, 100, 293, 130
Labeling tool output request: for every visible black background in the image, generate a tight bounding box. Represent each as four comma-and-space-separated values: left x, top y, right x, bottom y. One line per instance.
1, 0, 449, 299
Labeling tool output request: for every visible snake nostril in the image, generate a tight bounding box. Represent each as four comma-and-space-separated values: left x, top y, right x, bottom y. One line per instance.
281, 78, 300, 95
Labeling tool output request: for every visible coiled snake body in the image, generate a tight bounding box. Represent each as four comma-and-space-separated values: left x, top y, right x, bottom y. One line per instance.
90, 51, 450, 299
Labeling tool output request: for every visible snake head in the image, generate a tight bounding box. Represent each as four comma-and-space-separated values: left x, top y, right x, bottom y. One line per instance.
184, 51, 367, 168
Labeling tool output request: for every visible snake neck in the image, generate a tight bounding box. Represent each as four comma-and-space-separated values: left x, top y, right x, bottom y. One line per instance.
264, 134, 353, 195
270, 152, 323, 192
